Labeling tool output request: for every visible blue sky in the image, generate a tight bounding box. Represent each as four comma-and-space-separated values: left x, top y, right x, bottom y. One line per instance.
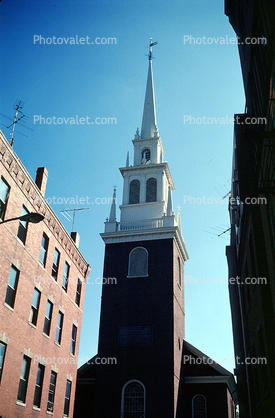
0, 0, 245, 372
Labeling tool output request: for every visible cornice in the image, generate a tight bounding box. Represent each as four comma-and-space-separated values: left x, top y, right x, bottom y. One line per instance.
100, 225, 188, 261
119, 162, 175, 190
0, 131, 90, 278
132, 135, 164, 154
185, 376, 237, 402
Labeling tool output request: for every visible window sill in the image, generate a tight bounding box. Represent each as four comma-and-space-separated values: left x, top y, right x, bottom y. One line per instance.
28, 321, 37, 329
69, 352, 75, 357
4, 302, 14, 312
33, 406, 41, 411
42, 332, 50, 339
54, 341, 61, 348
46, 411, 54, 415
39, 260, 46, 268
127, 275, 148, 278
16, 400, 26, 407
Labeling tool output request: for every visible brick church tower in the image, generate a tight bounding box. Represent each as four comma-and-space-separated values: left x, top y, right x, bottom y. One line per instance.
91, 40, 188, 417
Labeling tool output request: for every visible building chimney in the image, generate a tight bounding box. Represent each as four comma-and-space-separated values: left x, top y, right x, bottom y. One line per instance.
71, 231, 80, 248
35, 167, 48, 197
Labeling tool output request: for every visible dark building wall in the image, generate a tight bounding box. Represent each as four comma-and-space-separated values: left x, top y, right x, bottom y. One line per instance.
173, 239, 186, 411
225, 1, 275, 417
92, 237, 184, 417
182, 382, 230, 418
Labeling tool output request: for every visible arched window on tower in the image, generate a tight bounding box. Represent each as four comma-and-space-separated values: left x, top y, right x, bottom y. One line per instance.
192, 394, 207, 418
121, 380, 145, 418
128, 247, 148, 277
142, 148, 151, 164
177, 257, 181, 287
146, 178, 157, 202
129, 179, 140, 204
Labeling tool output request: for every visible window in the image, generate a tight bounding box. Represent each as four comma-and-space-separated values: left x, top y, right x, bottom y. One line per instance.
75, 279, 82, 306
63, 380, 72, 417
17, 206, 29, 244
33, 364, 45, 408
43, 300, 53, 336
0, 342, 7, 383
128, 247, 148, 277
29, 288, 41, 326
39, 233, 49, 267
146, 177, 157, 202
55, 311, 64, 345
47, 371, 57, 412
52, 248, 60, 279
0, 177, 10, 220
5, 265, 19, 308
129, 180, 140, 204
142, 148, 151, 164
62, 262, 70, 292
17, 356, 31, 404
121, 380, 145, 418
70, 325, 77, 355
177, 257, 181, 287
192, 394, 207, 418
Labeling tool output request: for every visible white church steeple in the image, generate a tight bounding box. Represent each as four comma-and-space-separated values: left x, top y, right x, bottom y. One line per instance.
140, 40, 159, 139
103, 40, 188, 263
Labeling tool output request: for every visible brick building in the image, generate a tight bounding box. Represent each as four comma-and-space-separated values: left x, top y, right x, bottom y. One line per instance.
225, 1, 275, 417
74, 43, 237, 418
0, 129, 90, 417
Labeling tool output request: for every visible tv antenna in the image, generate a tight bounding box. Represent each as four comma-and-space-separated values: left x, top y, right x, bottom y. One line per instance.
215, 177, 231, 200
0, 100, 34, 147
60, 207, 91, 233
146, 37, 158, 60
203, 224, 230, 239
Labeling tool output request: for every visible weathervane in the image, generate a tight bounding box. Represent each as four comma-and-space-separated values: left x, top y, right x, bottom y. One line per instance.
146, 37, 158, 60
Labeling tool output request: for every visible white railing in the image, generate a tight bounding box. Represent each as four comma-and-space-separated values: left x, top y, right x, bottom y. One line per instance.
118, 218, 163, 231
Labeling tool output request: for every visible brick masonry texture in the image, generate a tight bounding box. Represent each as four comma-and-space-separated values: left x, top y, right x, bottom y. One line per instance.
0, 131, 90, 418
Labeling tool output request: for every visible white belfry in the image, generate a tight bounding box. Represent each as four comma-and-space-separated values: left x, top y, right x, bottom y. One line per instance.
103, 39, 188, 263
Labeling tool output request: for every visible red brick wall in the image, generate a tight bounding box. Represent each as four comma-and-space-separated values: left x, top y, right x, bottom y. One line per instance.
0, 140, 90, 418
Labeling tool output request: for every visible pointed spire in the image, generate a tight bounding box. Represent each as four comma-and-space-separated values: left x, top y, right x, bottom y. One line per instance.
140, 39, 159, 139
167, 185, 173, 216
109, 187, 117, 222
134, 127, 140, 140
177, 206, 182, 232
126, 151, 129, 167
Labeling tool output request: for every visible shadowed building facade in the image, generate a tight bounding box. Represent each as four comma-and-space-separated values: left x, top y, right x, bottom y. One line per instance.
225, 1, 275, 417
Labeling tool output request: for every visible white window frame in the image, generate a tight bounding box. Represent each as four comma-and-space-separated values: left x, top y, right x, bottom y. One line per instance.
141, 148, 151, 164
129, 179, 140, 204
192, 394, 207, 418
146, 177, 157, 202
121, 379, 146, 418
128, 247, 148, 278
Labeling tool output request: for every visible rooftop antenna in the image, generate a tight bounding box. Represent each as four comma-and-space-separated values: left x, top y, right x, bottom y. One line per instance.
0, 99, 34, 147
203, 224, 230, 240
60, 207, 91, 233
146, 37, 158, 60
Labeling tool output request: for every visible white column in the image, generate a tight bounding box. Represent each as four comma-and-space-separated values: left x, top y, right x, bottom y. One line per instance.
140, 173, 146, 203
